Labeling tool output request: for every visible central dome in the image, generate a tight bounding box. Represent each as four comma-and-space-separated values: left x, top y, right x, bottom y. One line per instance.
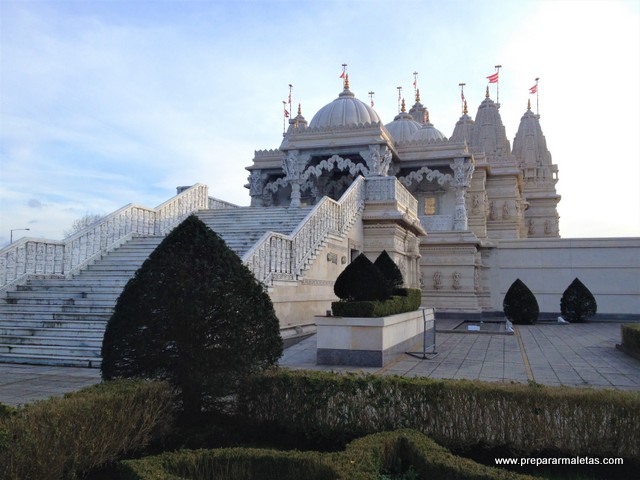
309, 84, 381, 129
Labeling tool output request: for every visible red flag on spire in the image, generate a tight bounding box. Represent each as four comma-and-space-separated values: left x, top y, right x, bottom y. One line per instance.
339, 70, 345, 79
487, 72, 499, 83
529, 84, 538, 94
284, 107, 290, 118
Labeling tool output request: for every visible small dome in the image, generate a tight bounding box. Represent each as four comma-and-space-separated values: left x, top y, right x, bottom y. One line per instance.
411, 112, 446, 142
385, 111, 422, 143
309, 79, 381, 129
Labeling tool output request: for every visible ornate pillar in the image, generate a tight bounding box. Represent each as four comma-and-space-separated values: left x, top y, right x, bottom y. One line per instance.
451, 157, 475, 231
361, 145, 392, 177
283, 150, 301, 207
248, 170, 265, 207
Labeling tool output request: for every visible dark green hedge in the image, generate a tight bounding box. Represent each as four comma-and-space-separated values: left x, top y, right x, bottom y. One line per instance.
238, 369, 640, 460
0, 380, 175, 480
621, 324, 640, 353
117, 429, 536, 480
332, 288, 421, 317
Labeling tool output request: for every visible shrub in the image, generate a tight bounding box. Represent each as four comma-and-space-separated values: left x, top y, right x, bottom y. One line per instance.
332, 289, 422, 317
621, 324, 640, 353
238, 369, 640, 460
117, 430, 536, 480
503, 279, 539, 324
0, 379, 174, 480
560, 277, 597, 322
334, 253, 391, 302
374, 250, 404, 290
101, 215, 283, 418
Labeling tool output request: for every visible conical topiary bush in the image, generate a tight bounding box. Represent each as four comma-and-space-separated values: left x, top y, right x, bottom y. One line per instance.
101, 215, 283, 418
561, 278, 597, 323
334, 253, 391, 302
373, 250, 404, 291
503, 278, 539, 325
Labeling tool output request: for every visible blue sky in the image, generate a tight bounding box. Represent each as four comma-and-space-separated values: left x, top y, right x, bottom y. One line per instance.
1, 0, 639, 246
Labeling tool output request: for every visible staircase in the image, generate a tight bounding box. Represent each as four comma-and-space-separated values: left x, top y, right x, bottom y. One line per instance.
197, 207, 312, 257
0, 207, 312, 367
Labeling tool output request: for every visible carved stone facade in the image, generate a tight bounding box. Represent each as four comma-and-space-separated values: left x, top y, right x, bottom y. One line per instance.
242, 75, 561, 315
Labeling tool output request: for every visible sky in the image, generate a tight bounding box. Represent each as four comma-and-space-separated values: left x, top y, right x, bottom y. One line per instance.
1, 0, 639, 247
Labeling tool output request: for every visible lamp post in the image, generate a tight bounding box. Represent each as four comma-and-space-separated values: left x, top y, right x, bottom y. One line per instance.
10, 228, 30, 244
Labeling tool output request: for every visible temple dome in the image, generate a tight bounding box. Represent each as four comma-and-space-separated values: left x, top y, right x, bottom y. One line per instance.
411, 111, 446, 142
309, 80, 381, 129
385, 108, 422, 143
470, 89, 512, 161
450, 101, 474, 143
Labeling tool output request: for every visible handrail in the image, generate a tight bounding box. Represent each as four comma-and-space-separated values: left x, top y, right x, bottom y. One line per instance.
243, 176, 366, 285
0, 184, 209, 291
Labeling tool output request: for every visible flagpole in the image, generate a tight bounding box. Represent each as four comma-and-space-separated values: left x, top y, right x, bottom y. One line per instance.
458, 82, 466, 114
282, 100, 287, 134
288, 84, 293, 120
413, 71, 418, 98
535, 77, 540, 115
494, 64, 502, 107
369, 91, 375, 108
397, 86, 402, 113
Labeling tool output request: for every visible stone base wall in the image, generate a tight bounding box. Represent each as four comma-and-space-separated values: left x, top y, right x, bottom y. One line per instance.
316, 308, 434, 367
488, 237, 640, 317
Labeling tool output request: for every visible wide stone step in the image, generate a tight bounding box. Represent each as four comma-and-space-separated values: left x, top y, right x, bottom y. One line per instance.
18, 284, 125, 293
0, 318, 107, 330
2, 297, 117, 308
0, 335, 103, 348
0, 352, 101, 368
0, 343, 101, 358
0, 311, 110, 322
0, 326, 105, 337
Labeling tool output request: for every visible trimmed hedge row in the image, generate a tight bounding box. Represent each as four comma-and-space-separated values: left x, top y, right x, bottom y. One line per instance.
331, 288, 422, 317
117, 429, 536, 480
0, 379, 175, 480
621, 324, 640, 353
238, 370, 640, 460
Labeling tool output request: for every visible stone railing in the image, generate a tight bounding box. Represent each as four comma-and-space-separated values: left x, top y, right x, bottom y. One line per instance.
243, 176, 366, 285
0, 184, 209, 291
365, 176, 419, 217
208, 197, 240, 210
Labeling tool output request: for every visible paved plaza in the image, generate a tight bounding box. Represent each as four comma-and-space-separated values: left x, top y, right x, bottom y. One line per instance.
1, 320, 639, 407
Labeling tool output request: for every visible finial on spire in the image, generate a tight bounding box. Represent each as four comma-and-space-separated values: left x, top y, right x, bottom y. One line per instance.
401, 98, 406, 112
463, 100, 468, 115
485, 86, 490, 98
527, 98, 531, 111
340, 63, 348, 88
298, 103, 302, 115
416, 88, 421, 103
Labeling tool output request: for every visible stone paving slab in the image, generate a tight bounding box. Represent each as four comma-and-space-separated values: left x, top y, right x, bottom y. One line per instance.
0, 322, 638, 407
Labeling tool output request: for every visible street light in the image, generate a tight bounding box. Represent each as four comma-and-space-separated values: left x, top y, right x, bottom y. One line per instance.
10, 228, 30, 244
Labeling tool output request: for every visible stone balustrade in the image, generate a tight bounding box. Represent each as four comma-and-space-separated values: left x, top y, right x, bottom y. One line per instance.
365, 176, 418, 217
0, 184, 209, 291
243, 176, 366, 285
